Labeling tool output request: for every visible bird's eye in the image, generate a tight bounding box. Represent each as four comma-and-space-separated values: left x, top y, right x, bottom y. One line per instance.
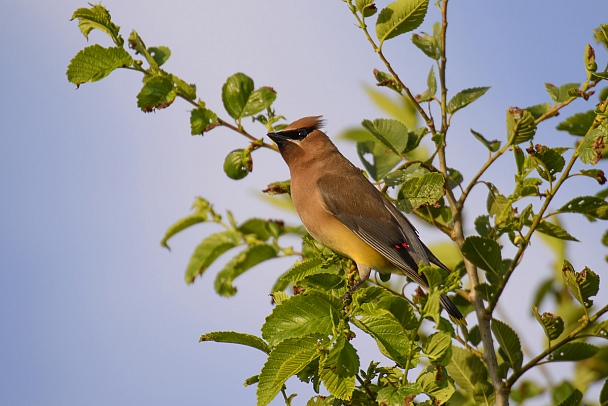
298, 129, 308, 138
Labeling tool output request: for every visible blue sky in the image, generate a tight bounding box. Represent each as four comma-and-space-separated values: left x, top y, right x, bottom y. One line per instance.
2, 1, 607, 405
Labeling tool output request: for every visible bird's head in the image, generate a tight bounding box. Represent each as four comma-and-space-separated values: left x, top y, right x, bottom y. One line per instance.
267, 116, 325, 148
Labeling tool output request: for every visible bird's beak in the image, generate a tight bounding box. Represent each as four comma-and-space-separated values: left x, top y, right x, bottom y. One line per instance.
267, 131, 287, 146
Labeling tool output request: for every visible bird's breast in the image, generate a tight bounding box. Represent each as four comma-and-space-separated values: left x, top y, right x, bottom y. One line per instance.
291, 181, 390, 271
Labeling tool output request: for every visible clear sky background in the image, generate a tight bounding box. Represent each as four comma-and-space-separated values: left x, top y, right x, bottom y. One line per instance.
2, 1, 607, 405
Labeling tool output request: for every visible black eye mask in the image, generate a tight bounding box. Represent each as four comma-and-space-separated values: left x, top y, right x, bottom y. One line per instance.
267, 126, 315, 141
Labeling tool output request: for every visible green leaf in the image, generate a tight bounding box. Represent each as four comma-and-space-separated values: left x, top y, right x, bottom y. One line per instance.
373, 69, 402, 93
398, 172, 445, 209
172, 75, 196, 100
223, 149, 252, 180
558, 196, 608, 220
535, 220, 579, 242
470, 129, 501, 152
238, 218, 285, 241
214, 244, 277, 296
66, 45, 132, 86
474, 215, 491, 237
579, 124, 608, 165
600, 378, 608, 405
184, 230, 241, 284
510, 380, 544, 403
280, 258, 328, 283
362, 85, 419, 131
556, 110, 596, 136
461, 236, 503, 277
71, 4, 122, 46
507, 107, 537, 145
148, 46, 171, 67
376, 0, 429, 44
532, 306, 564, 341
377, 384, 423, 405
446, 346, 489, 396
262, 294, 340, 346
473, 381, 497, 406
417, 66, 437, 102
199, 331, 270, 354
545, 83, 580, 103
411, 22, 440, 60
356, 140, 401, 181
580, 169, 607, 185
446, 87, 490, 114
190, 106, 219, 134
555, 387, 583, 406
257, 335, 320, 406
352, 313, 412, 366
161, 197, 213, 249
561, 261, 600, 308
374, 295, 418, 331
416, 365, 455, 403
221, 73, 276, 121
355, 0, 377, 17
549, 342, 599, 361
137, 75, 177, 112
423, 331, 452, 366
361, 118, 409, 155
492, 319, 523, 371
527, 144, 566, 182
487, 186, 515, 227
525, 103, 552, 120
422, 290, 442, 327
320, 338, 358, 400
128, 30, 157, 70
594, 24, 608, 48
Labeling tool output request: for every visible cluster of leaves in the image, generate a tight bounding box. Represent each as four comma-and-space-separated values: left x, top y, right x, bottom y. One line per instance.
201, 236, 466, 405
67, 2, 608, 405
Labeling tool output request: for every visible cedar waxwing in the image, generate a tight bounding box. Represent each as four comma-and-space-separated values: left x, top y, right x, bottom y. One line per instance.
267, 116, 465, 324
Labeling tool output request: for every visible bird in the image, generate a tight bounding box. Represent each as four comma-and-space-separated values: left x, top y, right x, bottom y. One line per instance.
267, 116, 465, 324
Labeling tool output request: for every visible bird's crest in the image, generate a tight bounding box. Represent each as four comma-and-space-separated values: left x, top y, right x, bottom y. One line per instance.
284, 116, 325, 132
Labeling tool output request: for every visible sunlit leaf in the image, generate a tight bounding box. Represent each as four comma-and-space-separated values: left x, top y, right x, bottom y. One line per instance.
67, 45, 132, 86
356, 140, 401, 181
190, 106, 219, 134
161, 197, 213, 249
214, 244, 277, 296
361, 118, 409, 155
137, 75, 177, 112
262, 293, 341, 346
579, 124, 608, 165
416, 365, 455, 403
398, 172, 444, 209
545, 83, 580, 103
562, 261, 600, 308
447, 87, 490, 114
507, 107, 537, 145
71, 4, 122, 45
257, 335, 320, 406
199, 331, 270, 354
376, 0, 429, 44
184, 230, 241, 284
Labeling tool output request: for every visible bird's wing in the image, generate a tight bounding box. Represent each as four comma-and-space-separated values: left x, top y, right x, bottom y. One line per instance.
317, 174, 431, 288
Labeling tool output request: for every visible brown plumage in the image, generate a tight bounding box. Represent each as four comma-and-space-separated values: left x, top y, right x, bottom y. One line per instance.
267, 116, 465, 324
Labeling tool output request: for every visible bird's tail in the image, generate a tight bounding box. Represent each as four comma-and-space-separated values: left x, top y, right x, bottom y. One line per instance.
440, 294, 467, 326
